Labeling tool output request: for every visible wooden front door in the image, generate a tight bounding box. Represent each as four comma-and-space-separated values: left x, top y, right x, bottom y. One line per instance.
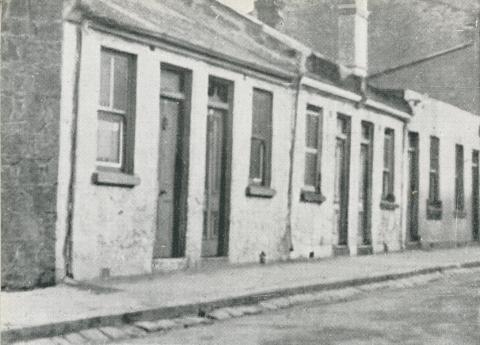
407, 132, 420, 242
358, 122, 373, 247
202, 78, 232, 257
472, 150, 479, 241
334, 115, 351, 246
154, 67, 190, 258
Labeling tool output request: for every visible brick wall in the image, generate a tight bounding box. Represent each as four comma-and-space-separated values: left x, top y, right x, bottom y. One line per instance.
1, 0, 63, 289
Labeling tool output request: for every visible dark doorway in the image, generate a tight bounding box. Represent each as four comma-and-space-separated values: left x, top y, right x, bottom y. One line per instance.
472, 150, 479, 241
358, 121, 373, 251
154, 66, 191, 258
334, 115, 351, 247
407, 132, 420, 242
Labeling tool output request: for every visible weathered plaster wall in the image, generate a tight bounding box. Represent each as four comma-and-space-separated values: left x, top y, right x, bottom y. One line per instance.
1, 0, 63, 289
228, 80, 294, 264
290, 86, 405, 259
407, 96, 480, 246
59, 27, 294, 280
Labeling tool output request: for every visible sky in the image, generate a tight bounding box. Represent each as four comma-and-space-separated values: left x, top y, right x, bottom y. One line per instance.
219, 0, 254, 13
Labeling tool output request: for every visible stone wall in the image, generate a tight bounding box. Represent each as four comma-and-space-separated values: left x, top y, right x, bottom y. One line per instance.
1, 0, 63, 289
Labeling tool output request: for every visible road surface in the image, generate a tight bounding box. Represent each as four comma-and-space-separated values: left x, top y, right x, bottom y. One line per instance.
114, 270, 480, 345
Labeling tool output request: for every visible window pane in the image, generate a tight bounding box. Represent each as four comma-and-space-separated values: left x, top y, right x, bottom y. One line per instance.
251, 89, 273, 139
306, 114, 319, 149
250, 88, 272, 185
430, 137, 439, 170
113, 54, 129, 111
334, 139, 344, 201
429, 172, 439, 201
361, 123, 371, 141
383, 129, 394, 196
304, 152, 317, 187
97, 112, 123, 165
208, 79, 229, 103
359, 144, 368, 201
383, 135, 391, 169
337, 117, 347, 134
382, 171, 390, 197
473, 151, 479, 166
100, 52, 111, 107
249, 138, 264, 182
161, 68, 184, 93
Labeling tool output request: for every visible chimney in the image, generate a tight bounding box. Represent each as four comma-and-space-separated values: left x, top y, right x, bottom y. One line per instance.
338, 0, 368, 77
254, 0, 285, 29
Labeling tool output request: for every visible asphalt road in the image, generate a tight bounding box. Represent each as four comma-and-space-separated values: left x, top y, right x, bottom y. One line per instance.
115, 271, 480, 345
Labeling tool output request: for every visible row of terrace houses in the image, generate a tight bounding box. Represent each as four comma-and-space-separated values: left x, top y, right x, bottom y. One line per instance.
1, 0, 479, 289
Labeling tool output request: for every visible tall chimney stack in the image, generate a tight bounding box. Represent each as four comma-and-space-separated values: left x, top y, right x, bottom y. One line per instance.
254, 0, 285, 29
338, 0, 368, 77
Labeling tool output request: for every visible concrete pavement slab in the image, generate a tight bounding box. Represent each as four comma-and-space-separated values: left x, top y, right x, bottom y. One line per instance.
120, 325, 147, 338
223, 307, 246, 317
206, 309, 232, 320
50, 336, 72, 345
78, 328, 110, 343
234, 305, 263, 315
176, 317, 212, 328
63, 332, 87, 344
97, 326, 127, 340
2, 247, 480, 344
259, 301, 278, 310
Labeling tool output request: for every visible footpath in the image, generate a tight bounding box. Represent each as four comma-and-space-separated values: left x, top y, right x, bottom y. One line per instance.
2, 246, 480, 344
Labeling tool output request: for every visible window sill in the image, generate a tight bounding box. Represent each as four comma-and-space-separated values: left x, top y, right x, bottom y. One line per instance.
426, 200, 442, 220
454, 209, 467, 219
380, 199, 399, 211
300, 190, 326, 204
245, 185, 276, 198
92, 171, 140, 188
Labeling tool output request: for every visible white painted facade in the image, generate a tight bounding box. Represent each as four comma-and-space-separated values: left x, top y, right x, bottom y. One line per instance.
56, 23, 295, 281
289, 84, 407, 260
403, 91, 480, 247
55, 20, 479, 283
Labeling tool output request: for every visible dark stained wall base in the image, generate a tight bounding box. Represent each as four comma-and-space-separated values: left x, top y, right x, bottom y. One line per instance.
1, 0, 64, 289
420, 241, 477, 250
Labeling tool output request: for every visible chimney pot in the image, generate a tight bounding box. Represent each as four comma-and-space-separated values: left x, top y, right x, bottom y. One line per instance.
254, 0, 285, 29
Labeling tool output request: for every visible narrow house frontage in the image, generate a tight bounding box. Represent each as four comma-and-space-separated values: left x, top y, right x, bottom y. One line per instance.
1, 0, 479, 289
55, 0, 299, 281
403, 91, 480, 248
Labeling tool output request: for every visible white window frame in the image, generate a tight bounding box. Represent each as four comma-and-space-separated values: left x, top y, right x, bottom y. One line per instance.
96, 51, 128, 170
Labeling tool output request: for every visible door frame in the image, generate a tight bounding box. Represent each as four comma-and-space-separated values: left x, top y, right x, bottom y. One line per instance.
358, 121, 374, 249
154, 64, 192, 258
334, 114, 351, 249
472, 150, 479, 241
407, 131, 420, 243
202, 76, 233, 257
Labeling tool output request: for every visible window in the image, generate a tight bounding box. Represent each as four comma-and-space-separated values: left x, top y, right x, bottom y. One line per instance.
249, 88, 273, 187
97, 49, 136, 173
382, 128, 395, 201
455, 144, 465, 212
304, 105, 322, 190
301, 105, 326, 204
429, 136, 440, 202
